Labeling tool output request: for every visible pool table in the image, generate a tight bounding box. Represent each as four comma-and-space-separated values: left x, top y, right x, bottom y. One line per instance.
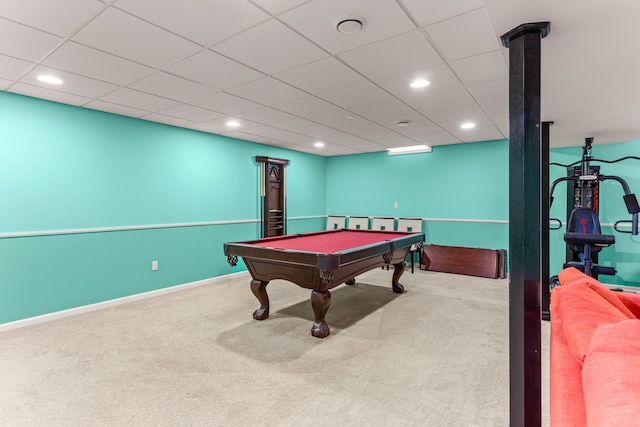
224, 229, 425, 338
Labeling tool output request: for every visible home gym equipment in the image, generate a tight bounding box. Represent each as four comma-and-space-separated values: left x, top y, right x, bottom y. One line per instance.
549, 137, 640, 279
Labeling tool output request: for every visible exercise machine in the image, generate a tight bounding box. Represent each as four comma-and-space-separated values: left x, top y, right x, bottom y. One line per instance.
549, 137, 640, 280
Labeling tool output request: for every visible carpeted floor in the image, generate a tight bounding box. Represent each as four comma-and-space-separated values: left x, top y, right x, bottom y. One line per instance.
0, 269, 549, 426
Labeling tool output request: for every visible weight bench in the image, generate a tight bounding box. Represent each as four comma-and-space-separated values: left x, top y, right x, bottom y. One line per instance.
563, 207, 615, 278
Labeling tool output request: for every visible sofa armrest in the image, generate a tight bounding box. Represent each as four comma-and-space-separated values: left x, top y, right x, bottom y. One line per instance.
615, 292, 640, 319
550, 296, 587, 426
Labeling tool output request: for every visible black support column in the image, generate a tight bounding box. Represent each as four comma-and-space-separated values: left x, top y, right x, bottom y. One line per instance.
501, 22, 550, 427
541, 121, 553, 321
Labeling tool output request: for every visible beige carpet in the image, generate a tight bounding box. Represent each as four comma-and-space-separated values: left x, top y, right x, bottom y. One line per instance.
0, 269, 550, 426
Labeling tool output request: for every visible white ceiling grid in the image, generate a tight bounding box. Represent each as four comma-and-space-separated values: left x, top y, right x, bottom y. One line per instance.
1, 0, 639, 155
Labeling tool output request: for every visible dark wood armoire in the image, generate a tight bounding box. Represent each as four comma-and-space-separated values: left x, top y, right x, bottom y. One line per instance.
256, 156, 289, 237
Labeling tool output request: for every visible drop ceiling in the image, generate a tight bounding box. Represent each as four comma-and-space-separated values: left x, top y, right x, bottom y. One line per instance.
1, 0, 638, 156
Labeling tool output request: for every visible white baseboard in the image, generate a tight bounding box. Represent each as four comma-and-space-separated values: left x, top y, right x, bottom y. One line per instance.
0, 271, 250, 333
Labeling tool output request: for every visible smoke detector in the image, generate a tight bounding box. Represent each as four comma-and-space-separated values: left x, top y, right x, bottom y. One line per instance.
336, 17, 364, 34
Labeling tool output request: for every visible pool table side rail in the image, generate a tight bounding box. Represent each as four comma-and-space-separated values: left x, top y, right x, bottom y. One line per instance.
224, 231, 425, 271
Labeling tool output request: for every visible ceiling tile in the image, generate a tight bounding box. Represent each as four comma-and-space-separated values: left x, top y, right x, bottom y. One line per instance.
449, 50, 506, 85
212, 19, 328, 75
279, 0, 416, 54
425, 9, 500, 61
466, 78, 508, 102
72, 8, 201, 68
424, 102, 489, 124
427, 136, 465, 146
0, 18, 62, 61
226, 77, 307, 106
478, 98, 508, 115
190, 92, 262, 115
375, 64, 475, 116
393, 120, 446, 138
129, 71, 213, 102
338, 30, 443, 80
239, 121, 311, 144
0, 54, 33, 80
100, 88, 179, 111
165, 50, 265, 90
235, 107, 299, 125
374, 135, 418, 147
302, 108, 362, 128
273, 117, 343, 139
349, 99, 424, 126
275, 57, 367, 94
316, 115, 398, 139
189, 117, 235, 135
221, 130, 290, 148
10, 83, 91, 105
272, 96, 342, 117
84, 99, 150, 117
115, 0, 269, 46
401, 0, 484, 26
159, 104, 225, 122
142, 113, 196, 128
22, 65, 119, 98
318, 82, 396, 110
437, 109, 499, 137
491, 112, 508, 135
328, 134, 384, 148
0, 0, 104, 36
0, 78, 13, 90
249, 0, 308, 15
43, 41, 154, 86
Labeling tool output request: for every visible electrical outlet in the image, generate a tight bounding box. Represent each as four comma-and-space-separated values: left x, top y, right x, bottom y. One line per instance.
394, 202, 399, 208
151, 260, 158, 271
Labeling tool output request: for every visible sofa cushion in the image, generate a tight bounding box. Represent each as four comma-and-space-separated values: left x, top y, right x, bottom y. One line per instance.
556, 283, 632, 365
582, 320, 640, 426
558, 267, 637, 319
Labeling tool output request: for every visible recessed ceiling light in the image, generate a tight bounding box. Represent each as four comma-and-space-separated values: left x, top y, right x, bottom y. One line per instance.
225, 120, 240, 128
336, 17, 364, 34
395, 120, 410, 127
37, 75, 63, 85
410, 79, 430, 88
460, 122, 476, 129
314, 141, 325, 148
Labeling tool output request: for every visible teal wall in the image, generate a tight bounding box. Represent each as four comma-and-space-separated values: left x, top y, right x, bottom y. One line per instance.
326, 139, 510, 251
0, 91, 325, 323
2, 89, 640, 324
327, 138, 640, 286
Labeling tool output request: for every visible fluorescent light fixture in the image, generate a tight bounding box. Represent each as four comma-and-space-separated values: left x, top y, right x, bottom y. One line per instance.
387, 145, 432, 156
410, 79, 430, 88
37, 75, 63, 85
314, 141, 325, 148
225, 120, 240, 127
460, 122, 476, 129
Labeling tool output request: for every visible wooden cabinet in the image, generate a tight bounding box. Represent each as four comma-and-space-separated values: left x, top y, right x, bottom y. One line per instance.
256, 156, 289, 237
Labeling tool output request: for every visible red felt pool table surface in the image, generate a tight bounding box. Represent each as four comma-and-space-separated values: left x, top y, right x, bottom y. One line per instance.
244, 229, 411, 253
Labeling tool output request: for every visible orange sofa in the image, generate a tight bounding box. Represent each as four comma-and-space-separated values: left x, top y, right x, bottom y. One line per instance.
550, 267, 640, 426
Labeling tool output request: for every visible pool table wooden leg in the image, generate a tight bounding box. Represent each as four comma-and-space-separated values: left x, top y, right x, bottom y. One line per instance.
310, 290, 331, 338
392, 262, 405, 293
250, 279, 270, 320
